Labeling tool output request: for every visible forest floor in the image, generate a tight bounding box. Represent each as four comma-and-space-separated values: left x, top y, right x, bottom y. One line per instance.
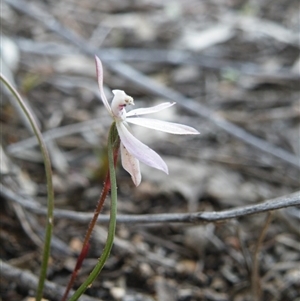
1, 0, 299, 300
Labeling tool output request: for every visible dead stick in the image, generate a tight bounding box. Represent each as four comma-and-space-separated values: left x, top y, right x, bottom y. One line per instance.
1, 185, 299, 224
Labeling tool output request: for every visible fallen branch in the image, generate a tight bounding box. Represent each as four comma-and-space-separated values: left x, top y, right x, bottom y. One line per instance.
1, 184, 299, 224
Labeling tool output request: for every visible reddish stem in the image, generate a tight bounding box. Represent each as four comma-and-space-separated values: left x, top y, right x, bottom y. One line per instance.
61, 147, 119, 301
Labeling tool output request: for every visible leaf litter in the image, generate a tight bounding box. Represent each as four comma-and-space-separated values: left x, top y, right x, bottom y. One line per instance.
1, 0, 299, 300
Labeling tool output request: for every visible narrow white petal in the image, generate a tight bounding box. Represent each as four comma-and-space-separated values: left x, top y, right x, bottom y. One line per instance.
116, 122, 168, 174
127, 117, 200, 135
95, 56, 112, 115
126, 102, 176, 117
121, 143, 141, 186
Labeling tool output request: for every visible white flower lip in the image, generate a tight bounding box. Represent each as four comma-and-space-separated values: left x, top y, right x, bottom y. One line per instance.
95, 55, 199, 186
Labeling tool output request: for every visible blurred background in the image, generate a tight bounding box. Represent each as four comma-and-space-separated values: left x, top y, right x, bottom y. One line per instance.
1, 0, 299, 300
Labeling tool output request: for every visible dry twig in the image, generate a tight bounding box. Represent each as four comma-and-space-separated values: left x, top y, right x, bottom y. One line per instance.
1, 184, 299, 225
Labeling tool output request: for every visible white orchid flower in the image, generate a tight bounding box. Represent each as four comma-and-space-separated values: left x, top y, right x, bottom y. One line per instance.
95, 56, 199, 186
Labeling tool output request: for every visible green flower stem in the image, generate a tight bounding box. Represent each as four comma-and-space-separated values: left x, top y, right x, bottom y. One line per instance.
68, 122, 119, 301
0, 73, 54, 301
61, 142, 119, 301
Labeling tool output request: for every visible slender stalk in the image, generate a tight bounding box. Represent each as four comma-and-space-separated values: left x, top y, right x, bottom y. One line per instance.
61, 150, 118, 301
251, 212, 273, 301
0, 73, 54, 301
68, 123, 119, 301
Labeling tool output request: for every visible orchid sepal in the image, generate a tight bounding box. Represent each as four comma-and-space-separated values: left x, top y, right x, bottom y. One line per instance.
95, 55, 113, 116
127, 117, 200, 135
116, 121, 168, 174
126, 102, 176, 117
120, 143, 141, 186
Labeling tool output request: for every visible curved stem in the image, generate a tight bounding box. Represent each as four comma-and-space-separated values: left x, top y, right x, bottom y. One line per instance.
0, 73, 54, 301
68, 123, 119, 301
61, 147, 119, 301
251, 212, 273, 301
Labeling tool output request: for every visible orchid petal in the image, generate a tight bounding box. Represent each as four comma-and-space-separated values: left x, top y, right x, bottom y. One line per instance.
126, 117, 200, 135
126, 102, 176, 117
120, 142, 141, 186
95, 55, 112, 115
116, 122, 168, 174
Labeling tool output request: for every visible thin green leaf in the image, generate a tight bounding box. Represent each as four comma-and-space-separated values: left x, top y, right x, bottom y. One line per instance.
69, 122, 119, 300
0, 73, 54, 301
